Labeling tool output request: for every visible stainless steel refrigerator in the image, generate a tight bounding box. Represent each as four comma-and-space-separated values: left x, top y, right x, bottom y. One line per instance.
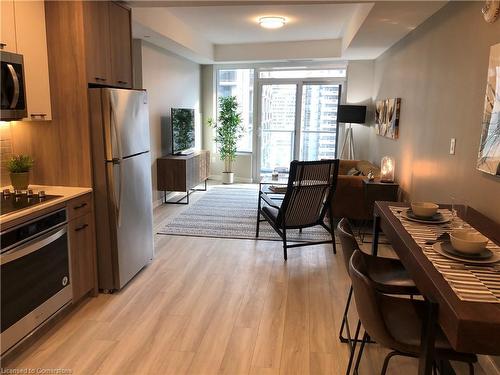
88, 88, 153, 292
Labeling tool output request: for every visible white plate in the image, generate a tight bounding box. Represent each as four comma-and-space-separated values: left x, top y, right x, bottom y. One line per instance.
402, 209, 450, 224
433, 242, 500, 265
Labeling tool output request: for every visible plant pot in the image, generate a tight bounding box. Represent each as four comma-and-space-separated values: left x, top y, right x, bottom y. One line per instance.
222, 172, 234, 184
10, 172, 30, 190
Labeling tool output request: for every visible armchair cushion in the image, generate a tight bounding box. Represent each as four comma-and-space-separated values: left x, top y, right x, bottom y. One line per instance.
261, 205, 280, 224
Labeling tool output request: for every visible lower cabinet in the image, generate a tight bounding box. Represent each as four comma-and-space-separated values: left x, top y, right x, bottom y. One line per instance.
68, 212, 96, 302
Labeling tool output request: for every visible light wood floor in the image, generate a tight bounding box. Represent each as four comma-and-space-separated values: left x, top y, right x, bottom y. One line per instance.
4, 185, 480, 375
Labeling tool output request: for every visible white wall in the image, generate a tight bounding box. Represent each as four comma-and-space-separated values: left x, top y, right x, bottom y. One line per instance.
136, 40, 201, 205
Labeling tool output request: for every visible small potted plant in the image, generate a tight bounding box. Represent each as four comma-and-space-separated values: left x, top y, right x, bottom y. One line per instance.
208, 96, 243, 184
8, 154, 34, 190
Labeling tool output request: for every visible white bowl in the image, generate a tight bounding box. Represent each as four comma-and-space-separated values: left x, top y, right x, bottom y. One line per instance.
411, 202, 439, 218
450, 230, 488, 254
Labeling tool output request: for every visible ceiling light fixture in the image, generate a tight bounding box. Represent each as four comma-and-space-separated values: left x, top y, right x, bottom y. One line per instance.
258, 16, 286, 29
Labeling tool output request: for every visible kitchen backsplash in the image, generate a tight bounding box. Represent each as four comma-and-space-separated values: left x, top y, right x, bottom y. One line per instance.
1, 124, 13, 186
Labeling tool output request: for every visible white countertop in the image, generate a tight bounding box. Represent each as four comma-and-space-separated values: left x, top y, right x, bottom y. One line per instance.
0, 185, 92, 225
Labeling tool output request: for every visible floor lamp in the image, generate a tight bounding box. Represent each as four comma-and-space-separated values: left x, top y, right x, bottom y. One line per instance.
340, 123, 356, 160
337, 104, 367, 160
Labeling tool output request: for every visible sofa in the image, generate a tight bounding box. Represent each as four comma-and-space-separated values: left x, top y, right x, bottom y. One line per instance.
330, 160, 381, 221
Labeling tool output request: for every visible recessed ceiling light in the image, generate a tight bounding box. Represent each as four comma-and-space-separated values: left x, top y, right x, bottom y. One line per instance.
258, 16, 286, 29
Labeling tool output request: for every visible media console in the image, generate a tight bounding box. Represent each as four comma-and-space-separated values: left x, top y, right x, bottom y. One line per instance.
157, 150, 210, 204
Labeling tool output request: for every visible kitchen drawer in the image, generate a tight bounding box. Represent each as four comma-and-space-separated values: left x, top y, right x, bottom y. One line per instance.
66, 193, 92, 220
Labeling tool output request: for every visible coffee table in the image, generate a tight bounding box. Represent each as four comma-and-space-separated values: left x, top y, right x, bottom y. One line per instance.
259, 175, 289, 196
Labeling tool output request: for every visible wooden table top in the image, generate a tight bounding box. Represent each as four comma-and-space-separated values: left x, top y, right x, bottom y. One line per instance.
374, 201, 500, 355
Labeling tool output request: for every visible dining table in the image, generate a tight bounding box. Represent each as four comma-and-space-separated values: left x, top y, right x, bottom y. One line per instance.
371, 201, 500, 375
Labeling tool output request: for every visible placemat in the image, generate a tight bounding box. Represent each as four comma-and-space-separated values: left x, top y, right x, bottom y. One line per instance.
389, 206, 500, 303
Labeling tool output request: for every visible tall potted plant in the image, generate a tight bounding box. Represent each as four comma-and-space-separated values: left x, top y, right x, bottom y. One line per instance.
208, 96, 243, 184
8, 154, 34, 190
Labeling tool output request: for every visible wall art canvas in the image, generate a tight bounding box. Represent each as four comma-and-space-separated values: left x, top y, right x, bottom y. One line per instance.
477, 43, 500, 176
375, 98, 401, 139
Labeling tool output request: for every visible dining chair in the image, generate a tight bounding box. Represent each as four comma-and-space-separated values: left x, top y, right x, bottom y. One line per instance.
349, 250, 477, 375
256, 159, 339, 261
337, 218, 419, 374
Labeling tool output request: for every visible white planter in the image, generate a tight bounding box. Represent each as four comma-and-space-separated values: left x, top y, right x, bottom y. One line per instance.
222, 172, 234, 184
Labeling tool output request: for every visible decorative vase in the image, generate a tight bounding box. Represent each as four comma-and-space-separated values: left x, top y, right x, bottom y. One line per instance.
222, 172, 234, 184
10, 172, 30, 190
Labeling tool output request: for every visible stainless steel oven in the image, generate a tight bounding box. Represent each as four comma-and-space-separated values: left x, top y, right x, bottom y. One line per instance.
1, 51, 27, 121
0, 208, 72, 355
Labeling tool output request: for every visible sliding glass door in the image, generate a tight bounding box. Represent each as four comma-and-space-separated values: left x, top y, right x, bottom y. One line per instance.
260, 83, 297, 174
257, 81, 341, 176
299, 83, 340, 161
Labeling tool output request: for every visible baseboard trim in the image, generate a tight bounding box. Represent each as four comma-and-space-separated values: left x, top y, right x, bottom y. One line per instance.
209, 175, 253, 183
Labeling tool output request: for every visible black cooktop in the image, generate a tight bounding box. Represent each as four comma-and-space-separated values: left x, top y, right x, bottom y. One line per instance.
1, 190, 62, 216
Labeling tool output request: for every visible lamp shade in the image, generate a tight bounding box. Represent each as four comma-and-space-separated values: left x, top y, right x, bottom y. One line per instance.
380, 156, 395, 183
338, 105, 367, 124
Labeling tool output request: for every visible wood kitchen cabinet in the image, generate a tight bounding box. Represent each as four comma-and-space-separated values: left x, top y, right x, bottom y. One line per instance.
109, 2, 133, 87
83, 1, 112, 86
67, 195, 97, 302
0, 0, 52, 120
83, 1, 132, 88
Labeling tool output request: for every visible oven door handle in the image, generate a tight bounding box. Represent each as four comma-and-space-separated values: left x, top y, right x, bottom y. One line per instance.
1, 226, 67, 265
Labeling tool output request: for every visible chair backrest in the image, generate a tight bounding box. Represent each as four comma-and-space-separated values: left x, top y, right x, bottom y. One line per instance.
278, 159, 340, 228
337, 218, 361, 274
349, 250, 398, 349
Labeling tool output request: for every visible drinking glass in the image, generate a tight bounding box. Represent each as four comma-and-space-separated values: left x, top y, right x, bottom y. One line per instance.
450, 195, 468, 229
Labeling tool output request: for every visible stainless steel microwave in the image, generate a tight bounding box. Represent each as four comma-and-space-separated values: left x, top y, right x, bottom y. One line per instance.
1, 51, 27, 121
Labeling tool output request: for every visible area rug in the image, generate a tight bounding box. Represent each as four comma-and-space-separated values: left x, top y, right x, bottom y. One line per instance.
157, 186, 334, 242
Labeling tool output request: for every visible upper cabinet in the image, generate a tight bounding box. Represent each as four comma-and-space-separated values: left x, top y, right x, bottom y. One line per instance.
83, 1, 111, 86
108, 2, 132, 88
15, 1, 52, 121
1, 0, 17, 53
83, 1, 132, 88
1, 0, 52, 121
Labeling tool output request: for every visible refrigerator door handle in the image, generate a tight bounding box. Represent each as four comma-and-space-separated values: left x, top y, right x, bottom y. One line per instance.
110, 96, 124, 227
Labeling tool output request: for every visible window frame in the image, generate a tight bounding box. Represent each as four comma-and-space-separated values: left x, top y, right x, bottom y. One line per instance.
213, 62, 349, 179
215, 66, 257, 154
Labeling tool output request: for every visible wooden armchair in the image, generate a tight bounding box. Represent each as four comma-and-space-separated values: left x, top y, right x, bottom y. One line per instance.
256, 159, 340, 260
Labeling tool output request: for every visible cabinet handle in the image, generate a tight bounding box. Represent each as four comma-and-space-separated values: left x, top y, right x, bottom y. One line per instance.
73, 202, 87, 210
30, 113, 47, 118
95, 77, 107, 81
117, 80, 128, 85
0, 43, 6, 49
75, 224, 88, 232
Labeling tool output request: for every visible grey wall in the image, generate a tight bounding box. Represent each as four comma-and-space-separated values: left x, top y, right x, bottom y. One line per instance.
136, 40, 201, 205
345, 60, 374, 161
368, 1, 500, 223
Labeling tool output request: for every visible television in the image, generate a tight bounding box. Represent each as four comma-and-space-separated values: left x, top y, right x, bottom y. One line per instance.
171, 108, 195, 155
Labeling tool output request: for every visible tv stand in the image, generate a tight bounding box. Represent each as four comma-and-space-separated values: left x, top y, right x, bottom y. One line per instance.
157, 150, 210, 204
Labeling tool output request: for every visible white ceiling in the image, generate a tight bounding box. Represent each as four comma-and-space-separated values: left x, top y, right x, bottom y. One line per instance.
130, 1, 447, 63
166, 4, 359, 44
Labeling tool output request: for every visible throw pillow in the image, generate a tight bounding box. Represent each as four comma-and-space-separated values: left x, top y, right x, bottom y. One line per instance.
347, 168, 361, 176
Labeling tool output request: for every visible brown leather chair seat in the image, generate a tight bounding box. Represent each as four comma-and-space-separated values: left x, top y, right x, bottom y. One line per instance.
364, 255, 419, 295
337, 218, 418, 295
349, 250, 477, 374
337, 218, 419, 374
